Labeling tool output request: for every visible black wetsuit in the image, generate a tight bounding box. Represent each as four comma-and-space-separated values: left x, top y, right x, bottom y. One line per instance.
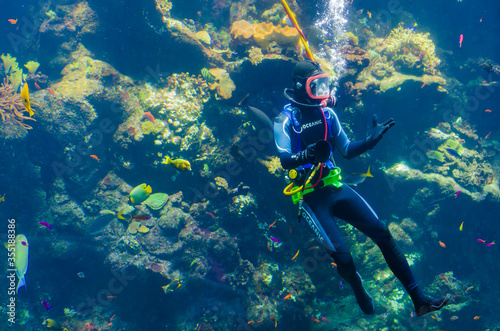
274, 104, 419, 307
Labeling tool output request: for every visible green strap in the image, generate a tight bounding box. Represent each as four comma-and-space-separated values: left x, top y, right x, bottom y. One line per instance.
291, 168, 342, 204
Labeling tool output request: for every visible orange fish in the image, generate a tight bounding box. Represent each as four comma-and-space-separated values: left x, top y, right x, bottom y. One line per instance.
90, 155, 100, 162
247, 321, 254, 325
284, 294, 292, 300
311, 317, 322, 324
450, 315, 459, 321
144, 112, 155, 122
291, 249, 300, 260
366, 11, 372, 19
47, 87, 55, 95
8, 19, 18, 24
421, 82, 426, 89
487, 175, 495, 184
438, 241, 446, 248
464, 286, 474, 293
110, 314, 116, 321
485, 109, 492, 113
268, 221, 276, 228
485, 131, 491, 139
289, 226, 292, 234
331, 262, 337, 268
474, 316, 480, 320
206, 212, 217, 219
34, 82, 41, 90
106, 296, 117, 299
438, 274, 449, 282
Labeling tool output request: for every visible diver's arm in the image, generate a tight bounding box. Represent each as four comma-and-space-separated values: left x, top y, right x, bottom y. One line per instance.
274, 112, 314, 169
331, 111, 395, 159
329, 109, 370, 160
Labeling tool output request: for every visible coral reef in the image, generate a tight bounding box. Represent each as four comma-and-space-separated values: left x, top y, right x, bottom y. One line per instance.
230, 20, 300, 51
208, 68, 236, 100
4, 2, 497, 330
384, 25, 441, 75
342, 24, 447, 100
0, 78, 37, 130
258, 156, 284, 176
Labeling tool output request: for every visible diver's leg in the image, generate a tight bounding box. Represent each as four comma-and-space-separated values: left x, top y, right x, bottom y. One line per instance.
303, 191, 374, 315
332, 185, 449, 316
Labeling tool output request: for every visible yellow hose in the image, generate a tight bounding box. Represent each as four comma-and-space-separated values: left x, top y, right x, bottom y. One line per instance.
283, 164, 321, 196
280, 0, 315, 61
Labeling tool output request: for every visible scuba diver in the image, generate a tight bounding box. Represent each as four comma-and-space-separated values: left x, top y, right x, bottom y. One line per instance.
274, 60, 450, 316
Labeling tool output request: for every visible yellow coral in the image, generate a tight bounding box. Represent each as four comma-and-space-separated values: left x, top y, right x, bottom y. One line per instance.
0, 78, 36, 130
253, 22, 299, 49
384, 25, 440, 75
24, 61, 40, 74
215, 176, 229, 189
208, 68, 236, 99
141, 120, 163, 135
1, 53, 17, 73
195, 31, 211, 45
248, 47, 264, 65
258, 156, 284, 176
345, 32, 359, 46
231, 20, 255, 40
8, 69, 23, 92
231, 20, 300, 50
127, 221, 141, 234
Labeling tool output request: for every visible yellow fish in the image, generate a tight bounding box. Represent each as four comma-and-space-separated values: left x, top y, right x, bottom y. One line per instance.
353, 165, 373, 178
162, 279, 182, 293
14, 234, 29, 293
21, 82, 34, 117
117, 208, 126, 220
129, 183, 152, 205
0, 193, 5, 202
459, 221, 464, 231
43, 318, 68, 331
162, 156, 191, 171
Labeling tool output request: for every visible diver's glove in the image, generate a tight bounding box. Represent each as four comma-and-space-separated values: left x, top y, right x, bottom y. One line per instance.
294, 144, 317, 166
293, 140, 331, 166
365, 114, 395, 149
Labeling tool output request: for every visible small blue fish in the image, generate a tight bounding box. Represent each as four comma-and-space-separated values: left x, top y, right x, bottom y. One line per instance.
429, 198, 445, 206
445, 148, 461, 158
407, 23, 417, 31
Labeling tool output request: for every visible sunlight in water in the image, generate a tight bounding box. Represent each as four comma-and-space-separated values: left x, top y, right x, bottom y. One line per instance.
315, 0, 348, 83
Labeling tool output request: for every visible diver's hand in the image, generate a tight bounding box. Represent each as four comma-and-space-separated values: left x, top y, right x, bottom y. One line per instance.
365, 115, 395, 149
294, 140, 331, 165
294, 143, 317, 165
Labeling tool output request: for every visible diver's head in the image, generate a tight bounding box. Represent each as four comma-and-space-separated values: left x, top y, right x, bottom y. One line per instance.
292, 60, 332, 106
